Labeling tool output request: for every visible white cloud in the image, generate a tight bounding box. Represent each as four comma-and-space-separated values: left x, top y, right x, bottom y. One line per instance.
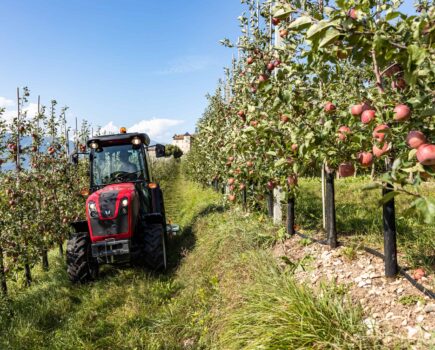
100, 118, 185, 143
0, 97, 14, 108
155, 55, 214, 75
0, 101, 40, 125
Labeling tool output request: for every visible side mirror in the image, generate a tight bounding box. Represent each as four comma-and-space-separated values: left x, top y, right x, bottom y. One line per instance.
155, 144, 166, 158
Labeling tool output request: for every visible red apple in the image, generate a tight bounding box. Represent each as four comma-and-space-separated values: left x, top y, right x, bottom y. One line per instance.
348, 8, 358, 20
350, 104, 363, 116
280, 114, 289, 123
361, 110, 376, 124
373, 143, 390, 157
251, 86, 257, 94
392, 78, 407, 90
272, 17, 280, 26
358, 152, 374, 167
228, 178, 235, 185
286, 157, 294, 165
246, 161, 254, 167
372, 124, 389, 142
250, 120, 258, 127
266, 180, 276, 190
259, 74, 268, 83
273, 59, 281, 68
48, 146, 55, 155
239, 183, 246, 190
287, 174, 298, 187
416, 144, 435, 165
228, 194, 236, 202
247, 57, 254, 65
291, 144, 298, 152
237, 110, 245, 118
406, 131, 426, 149
338, 163, 355, 177
279, 29, 288, 38
324, 102, 336, 113
338, 126, 351, 141
267, 62, 275, 71
393, 104, 411, 122
228, 156, 234, 162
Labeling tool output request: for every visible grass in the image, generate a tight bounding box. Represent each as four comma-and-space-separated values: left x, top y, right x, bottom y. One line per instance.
0, 167, 381, 349
295, 176, 435, 274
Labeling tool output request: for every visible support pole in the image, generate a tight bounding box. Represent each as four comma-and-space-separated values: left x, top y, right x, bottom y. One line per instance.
273, 186, 283, 225
383, 185, 398, 277
287, 195, 295, 235
325, 168, 337, 248
0, 247, 7, 295
321, 162, 326, 229
242, 186, 247, 210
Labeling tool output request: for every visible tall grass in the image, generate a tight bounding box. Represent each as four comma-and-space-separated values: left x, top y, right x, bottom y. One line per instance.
0, 168, 383, 349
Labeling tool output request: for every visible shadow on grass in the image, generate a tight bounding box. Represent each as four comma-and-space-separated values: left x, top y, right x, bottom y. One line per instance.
167, 204, 226, 272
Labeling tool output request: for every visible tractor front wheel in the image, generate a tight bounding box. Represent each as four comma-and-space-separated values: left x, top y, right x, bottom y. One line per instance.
143, 224, 167, 271
66, 232, 98, 283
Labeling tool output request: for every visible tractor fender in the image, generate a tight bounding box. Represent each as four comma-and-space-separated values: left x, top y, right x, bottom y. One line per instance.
70, 220, 89, 234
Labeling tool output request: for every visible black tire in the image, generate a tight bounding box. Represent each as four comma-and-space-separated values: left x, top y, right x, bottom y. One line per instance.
66, 232, 98, 283
143, 224, 167, 271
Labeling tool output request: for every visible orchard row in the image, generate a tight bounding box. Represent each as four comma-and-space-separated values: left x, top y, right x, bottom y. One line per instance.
186, 0, 434, 222
0, 89, 89, 293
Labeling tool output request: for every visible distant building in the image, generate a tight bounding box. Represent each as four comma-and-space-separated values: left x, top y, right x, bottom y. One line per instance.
172, 132, 194, 154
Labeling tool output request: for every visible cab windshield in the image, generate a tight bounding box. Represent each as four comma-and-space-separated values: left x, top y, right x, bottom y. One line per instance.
91, 144, 147, 186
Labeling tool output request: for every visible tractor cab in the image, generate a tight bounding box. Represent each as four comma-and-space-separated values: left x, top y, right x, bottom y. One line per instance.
67, 130, 174, 283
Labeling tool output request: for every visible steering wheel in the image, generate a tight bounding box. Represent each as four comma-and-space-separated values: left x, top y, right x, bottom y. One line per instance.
109, 171, 131, 182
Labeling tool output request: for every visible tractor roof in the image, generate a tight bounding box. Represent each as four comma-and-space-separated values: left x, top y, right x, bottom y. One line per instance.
87, 132, 151, 147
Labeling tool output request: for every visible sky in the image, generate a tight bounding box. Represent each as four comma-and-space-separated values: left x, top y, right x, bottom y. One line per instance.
0, 0, 242, 142
0, 1, 417, 143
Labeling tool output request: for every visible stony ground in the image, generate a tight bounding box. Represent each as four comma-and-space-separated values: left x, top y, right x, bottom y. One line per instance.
273, 235, 435, 349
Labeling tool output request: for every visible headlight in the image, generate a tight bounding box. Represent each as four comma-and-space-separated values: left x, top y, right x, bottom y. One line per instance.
131, 137, 142, 145
88, 201, 98, 218
121, 198, 128, 207
89, 141, 99, 149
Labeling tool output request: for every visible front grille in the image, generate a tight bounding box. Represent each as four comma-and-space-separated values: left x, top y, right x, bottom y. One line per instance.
90, 215, 129, 236
99, 191, 118, 218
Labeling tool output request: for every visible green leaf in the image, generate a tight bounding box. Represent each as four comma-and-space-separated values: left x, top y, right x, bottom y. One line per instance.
306, 20, 336, 39
385, 12, 400, 21
408, 148, 417, 161
378, 191, 400, 206
407, 45, 427, 66
266, 151, 277, 156
274, 158, 287, 168
288, 16, 312, 31
319, 28, 341, 48
272, 4, 294, 19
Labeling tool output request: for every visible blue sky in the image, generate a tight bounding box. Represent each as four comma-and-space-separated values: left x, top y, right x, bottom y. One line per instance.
0, 1, 416, 142
0, 0, 242, 142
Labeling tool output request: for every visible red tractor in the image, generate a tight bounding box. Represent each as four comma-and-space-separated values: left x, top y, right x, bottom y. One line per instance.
67, 130, 178, 283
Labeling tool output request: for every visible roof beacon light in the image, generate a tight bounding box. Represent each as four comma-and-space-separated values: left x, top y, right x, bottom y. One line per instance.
120, 127, 127, 134
89, 141, 99, 149
131, 136, 142, 146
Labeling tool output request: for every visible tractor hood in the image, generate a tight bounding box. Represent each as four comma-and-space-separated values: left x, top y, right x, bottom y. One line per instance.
86, 183, 140, 242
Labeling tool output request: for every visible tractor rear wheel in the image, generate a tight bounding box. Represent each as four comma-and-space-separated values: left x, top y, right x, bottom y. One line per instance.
66, 232, 98, 283
143, 224, 167, 271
